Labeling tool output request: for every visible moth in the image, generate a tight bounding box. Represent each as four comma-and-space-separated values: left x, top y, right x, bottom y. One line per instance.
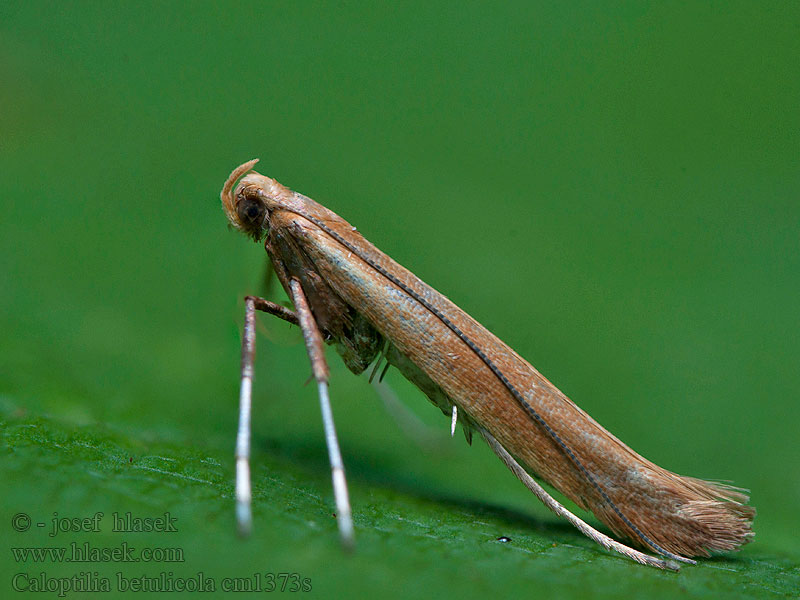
221, 160, 754, 569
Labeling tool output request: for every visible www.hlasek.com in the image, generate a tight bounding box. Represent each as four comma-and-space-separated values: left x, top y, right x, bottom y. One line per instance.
12, 542, 184, 564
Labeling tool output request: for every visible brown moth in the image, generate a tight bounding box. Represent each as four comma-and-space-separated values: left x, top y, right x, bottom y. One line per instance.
221, 160, 754, 570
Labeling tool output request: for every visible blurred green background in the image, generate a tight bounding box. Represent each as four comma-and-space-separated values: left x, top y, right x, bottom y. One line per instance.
2, 2, 798, 598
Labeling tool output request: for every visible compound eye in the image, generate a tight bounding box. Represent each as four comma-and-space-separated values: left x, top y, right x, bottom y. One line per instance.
237, 199, 261, 223
236, 197, 267, 238
245, 204, 260, 219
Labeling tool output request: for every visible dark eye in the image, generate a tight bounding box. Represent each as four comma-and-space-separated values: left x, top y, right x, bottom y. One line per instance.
236, 197, 268, 240
245, 204, 260, 219
237, 199, 264, 224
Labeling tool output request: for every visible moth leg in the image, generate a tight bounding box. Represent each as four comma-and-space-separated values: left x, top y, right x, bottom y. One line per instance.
288, 279, 355, 551
368, 340, 387, 384
236, 295, 299, 537
249, 295, 300, 326
478, 428, 689, 571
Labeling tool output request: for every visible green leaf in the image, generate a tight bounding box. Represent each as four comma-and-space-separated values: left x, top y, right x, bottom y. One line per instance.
2, 407, 797, 599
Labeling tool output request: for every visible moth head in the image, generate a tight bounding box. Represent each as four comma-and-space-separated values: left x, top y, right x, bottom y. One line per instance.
220, 159, 282, 241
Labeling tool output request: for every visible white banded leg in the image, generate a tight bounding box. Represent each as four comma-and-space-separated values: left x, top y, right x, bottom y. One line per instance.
235, 295, 299, 537
289, 279, 355, 551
